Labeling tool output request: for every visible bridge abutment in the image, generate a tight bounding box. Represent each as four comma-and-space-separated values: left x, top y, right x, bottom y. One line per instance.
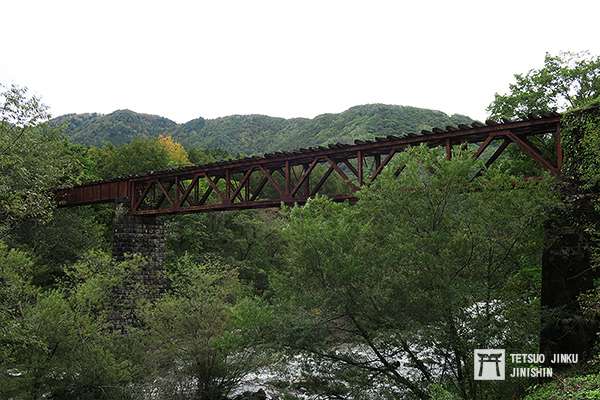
541, 188, 600, 365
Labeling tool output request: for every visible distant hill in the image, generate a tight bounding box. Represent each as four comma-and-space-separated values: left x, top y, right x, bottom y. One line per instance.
51, 105, 474, 155
51, 110, 178, 146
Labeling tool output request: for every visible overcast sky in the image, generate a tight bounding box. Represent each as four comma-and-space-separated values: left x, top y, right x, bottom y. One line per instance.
2, 0, 599, 123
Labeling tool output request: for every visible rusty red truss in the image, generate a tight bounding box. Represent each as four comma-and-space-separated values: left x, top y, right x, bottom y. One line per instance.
55, 114, 562, 215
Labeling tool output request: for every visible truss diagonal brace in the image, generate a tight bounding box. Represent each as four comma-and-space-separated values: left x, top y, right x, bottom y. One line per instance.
230, 168, 254, 203
132, 181, 153, 211
204, 174, 227, 203
291, 159, 319, 196
179, 175, 200, 207
258, 165, 283, 196
156, 181, 175, 207
507, 133, 559, 175
370, 149, 397, 182
327, 157, 359, 192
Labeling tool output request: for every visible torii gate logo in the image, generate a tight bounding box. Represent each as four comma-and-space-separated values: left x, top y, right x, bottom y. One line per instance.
474, 349, 505, 380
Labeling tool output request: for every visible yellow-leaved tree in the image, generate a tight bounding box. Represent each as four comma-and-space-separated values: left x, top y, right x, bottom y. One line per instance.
158, 134, 191, 167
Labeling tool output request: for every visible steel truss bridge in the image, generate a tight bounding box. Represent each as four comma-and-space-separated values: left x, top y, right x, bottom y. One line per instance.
55, 114, 562, 215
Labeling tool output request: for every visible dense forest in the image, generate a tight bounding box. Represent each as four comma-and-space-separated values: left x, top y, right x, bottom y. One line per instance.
51, 105, 473, 155
1, 52, 599, 400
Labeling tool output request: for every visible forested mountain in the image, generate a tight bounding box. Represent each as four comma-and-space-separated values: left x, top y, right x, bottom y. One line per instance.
50, 110, 178, 146
52, 105, 473, 154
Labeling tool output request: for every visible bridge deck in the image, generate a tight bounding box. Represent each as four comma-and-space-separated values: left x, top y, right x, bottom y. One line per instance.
55, 114, 561, 215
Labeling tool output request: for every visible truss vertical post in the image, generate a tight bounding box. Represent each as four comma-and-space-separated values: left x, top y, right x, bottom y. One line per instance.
357, 150, 364, 186
245, 174, 250, 202
284, 160, 291, 202
128, 180, 135, 211
225, 169, 232, 205
445, 139, 452, 160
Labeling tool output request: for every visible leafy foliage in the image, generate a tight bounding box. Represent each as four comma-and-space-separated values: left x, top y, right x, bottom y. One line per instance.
270, 146, 556, 399
1, 245, 271, 400
0, 247, 144, 400
158, 134, 191, 165
561, 100, 600, 190
524, 374, 600, 400
0, 84, 92, 237
8, 207, 109, 287
563, 104, 600, 381
488, 51, 600, 120
88, 135, 191, 179
165, 210, 284, 294
138, 256, 271, 400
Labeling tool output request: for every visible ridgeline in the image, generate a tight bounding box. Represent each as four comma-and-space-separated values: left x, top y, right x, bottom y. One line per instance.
51, 104, 473, 155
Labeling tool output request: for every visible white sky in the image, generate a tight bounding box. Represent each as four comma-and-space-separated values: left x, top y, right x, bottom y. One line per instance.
1, 0, 599, 123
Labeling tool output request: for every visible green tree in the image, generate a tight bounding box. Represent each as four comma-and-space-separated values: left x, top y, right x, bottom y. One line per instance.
270, 146, 556, 399
88, 136, 190, 179
8, 207, 109, 287
488, 51, 600, 120
0, 239, 272, 400
187, 146, 229, 165
139, 255, 271, 400
165, 210, 284, 294
0, 84, 86, 237
0, 83, 106, 285
0, 248, 145, 400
